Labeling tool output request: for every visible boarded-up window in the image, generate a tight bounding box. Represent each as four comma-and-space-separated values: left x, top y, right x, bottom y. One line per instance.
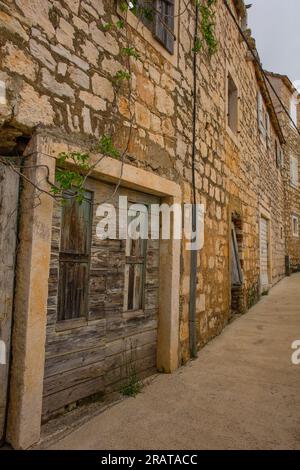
124, 208, 147, 312
57, 191, 93, 322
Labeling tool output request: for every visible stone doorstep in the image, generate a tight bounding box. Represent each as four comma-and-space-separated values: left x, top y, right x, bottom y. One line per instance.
30, 374, 159, 450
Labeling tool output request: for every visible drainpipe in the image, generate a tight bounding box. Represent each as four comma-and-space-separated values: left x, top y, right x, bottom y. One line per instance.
189, 3, 199, 359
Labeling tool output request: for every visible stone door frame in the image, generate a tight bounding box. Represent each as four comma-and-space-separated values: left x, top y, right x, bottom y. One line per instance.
6, 132, 181, 449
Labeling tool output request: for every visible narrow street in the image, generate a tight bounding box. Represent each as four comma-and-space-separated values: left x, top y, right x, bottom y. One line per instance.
46, 274, 300, 450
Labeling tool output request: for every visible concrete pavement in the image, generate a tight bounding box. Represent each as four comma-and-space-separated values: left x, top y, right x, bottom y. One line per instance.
48, 273, 300, 450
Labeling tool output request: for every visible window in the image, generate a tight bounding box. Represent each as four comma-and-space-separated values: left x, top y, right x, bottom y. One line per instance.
275, 139, 284, 168
290, 155, 299, 188
131, 0, 175, 54
57, 190, 93, 322
124, 207, 148, 311
257, 91, 270, 145
290, 95, 298, 128
227, 73, 238, 134
292, 215, 299, 238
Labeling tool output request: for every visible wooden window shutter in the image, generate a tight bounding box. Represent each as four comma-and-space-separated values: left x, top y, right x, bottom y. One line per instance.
257, 92, 264, 135
280, 148, 284, 168
57, 191, 93, 322
231, 225, 243, 286
276, 143, 284, 169
154, 0, 175, 54
275, 140, 281, 168
266, 112, 270, 145
124, 207, 148, 312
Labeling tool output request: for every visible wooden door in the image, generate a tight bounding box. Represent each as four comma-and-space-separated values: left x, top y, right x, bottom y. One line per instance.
0, 165, 19, 441
260, 217, 269, 287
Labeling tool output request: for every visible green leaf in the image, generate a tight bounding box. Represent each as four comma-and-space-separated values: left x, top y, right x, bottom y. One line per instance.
98, 135, 120, 159
121, 46, 140, 60
116, 19, 125, 29
101, 22, 113, 31
114, 70, 131, 81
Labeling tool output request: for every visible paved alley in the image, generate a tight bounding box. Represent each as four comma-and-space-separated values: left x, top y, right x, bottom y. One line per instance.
48, 274, 300, 450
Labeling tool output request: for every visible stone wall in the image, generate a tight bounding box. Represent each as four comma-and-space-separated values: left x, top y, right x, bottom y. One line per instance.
0, 0, 288, 378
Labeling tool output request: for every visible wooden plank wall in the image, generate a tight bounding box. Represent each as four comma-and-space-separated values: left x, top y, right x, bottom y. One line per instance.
43, 179, 160, 419
0, 163, 19, 439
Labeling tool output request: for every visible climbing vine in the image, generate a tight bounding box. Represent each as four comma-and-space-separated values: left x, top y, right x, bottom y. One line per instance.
194, 0, 218, 54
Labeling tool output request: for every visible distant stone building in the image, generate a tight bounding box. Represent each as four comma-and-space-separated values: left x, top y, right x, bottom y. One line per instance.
266, 72, 300, 272
0, 0, 299, 449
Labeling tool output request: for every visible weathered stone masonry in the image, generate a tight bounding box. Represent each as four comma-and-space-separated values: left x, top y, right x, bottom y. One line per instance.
0, 0, 299, 449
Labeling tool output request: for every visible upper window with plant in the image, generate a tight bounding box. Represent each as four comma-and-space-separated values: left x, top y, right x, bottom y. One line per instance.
128, 0, 176, 54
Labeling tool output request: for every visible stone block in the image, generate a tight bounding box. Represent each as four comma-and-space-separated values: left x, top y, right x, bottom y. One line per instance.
2, 43, 37, 81
79, 91, 106, 111
92, 74, 114, 102
16, 83, 55, 127
42, 69, 74, 99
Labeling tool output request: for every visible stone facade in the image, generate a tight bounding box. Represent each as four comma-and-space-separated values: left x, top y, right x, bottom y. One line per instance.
266, 72, 300, 272
0, 0, 299, 449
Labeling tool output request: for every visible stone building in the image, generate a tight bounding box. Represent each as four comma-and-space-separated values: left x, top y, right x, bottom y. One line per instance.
266, 72, 300, 272
0, 0, 299, 449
